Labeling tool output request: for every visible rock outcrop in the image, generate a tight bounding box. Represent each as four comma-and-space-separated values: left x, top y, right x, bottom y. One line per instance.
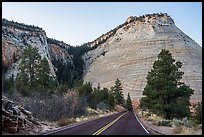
83, 13, 202, 103
2, 19, 73, 80
2, 95, 41, 134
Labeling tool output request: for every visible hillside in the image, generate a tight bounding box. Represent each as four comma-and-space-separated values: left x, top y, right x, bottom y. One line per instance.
82, 13, 202, 103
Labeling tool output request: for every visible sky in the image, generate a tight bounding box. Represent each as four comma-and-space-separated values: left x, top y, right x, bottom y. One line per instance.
2, 2, 202, 46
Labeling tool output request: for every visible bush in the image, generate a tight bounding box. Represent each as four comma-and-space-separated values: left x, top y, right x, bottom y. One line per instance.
23, 91, 87, 122
172, 117, 193, 127
173, 125, 183, 134
57, 118, 76, 127
55, 84, 69, 95
194, 102, 202, 124
172, 118, 182, 126
181, 117, 193, 127
157, 120, 172, 127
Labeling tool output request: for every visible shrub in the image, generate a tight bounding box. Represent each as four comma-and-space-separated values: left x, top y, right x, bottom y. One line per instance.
172, 117, 193, 127
172, 118, 182, 126
57, 118, 76, 127
23, 91, 87, 121
157, 120, 172, 127
181, 117, 193, 127
194, 102, 202, 124
173, 125, 183, 134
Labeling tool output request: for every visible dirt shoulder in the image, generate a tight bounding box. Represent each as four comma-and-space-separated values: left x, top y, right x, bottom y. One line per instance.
135, 109, 202, 135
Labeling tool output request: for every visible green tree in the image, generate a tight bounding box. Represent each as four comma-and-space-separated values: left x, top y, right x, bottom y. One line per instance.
125, 93, 133, 111
90, 84, 115, 109
77, 82, 93, 96
89, 83, 101, 109
15, 68, 30, 96
194, 102, 202, 124
2, 76, 15, 94
112, 78, 125, 106
16, 45, 57, 94
77, 82, 93, 106
19, 45, 41, 87
108, 92, 115, 108
140, 49, 193, 119
36, 57, 52, 90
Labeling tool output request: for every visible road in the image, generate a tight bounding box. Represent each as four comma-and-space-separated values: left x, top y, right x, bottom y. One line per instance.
43, 111, 150, 135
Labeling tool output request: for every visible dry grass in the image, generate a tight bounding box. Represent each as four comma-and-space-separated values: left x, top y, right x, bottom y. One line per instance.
76, 107, 116, 123
173, 125, 183, 134
57, 118, 76, 127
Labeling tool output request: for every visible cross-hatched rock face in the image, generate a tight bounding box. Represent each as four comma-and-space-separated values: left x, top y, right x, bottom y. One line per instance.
83, 13, 202, 102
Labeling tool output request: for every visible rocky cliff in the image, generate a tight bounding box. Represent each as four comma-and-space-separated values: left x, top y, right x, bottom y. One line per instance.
82, 13, 202, 103
2, 19, 73, 80
2, 95, 41, 134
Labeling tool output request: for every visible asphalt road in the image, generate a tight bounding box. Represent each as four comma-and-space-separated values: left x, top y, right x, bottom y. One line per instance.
43, 111, 149, 135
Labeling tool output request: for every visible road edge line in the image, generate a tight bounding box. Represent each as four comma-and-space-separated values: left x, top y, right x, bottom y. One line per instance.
133, 111, 150, 134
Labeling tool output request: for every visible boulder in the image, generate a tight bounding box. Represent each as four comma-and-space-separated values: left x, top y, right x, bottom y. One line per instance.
2, 95, 41, 134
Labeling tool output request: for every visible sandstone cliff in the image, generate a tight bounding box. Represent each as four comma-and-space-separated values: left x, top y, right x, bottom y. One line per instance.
2, 19, 73, 80
82, 13, 202, 103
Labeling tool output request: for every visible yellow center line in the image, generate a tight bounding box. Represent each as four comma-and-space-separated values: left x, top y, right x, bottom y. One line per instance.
92, 111, 128, 135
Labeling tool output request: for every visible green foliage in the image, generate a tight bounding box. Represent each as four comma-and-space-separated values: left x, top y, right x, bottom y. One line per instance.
68, 45, 92, 79
194, 102, 202, 124
19, 45, 41, 87
36, 57, 54, 91
89, 83, 115, 109
181, 117, 193, 127
125, 93, 133, 111
2, 76, 15, 94
73, 79, 83, 88
140, 49, 194, 119
77, 82, 93, 97
172, 118, 182, 126
53, 59, 75, 86
55, 84, 69, 95
111, 78, 125, 106
15, 72, 30, 96
51, 44, 92, 87
156, 120, 172, 127
172, 117, 193, 127
107, 92, 115, 108
16, 45, 57, 95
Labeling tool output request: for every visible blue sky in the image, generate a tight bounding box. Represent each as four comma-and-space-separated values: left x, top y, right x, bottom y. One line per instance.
2, 2, 202, 46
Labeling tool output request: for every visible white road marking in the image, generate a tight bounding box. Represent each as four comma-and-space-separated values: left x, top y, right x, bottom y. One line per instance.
133, 111, 149, 134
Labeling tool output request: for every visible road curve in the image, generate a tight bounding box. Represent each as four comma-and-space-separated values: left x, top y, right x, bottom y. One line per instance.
43, 111, 149, 135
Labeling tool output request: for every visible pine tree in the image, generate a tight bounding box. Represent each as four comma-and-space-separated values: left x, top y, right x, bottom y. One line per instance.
19, 45, 41, 87
16, 45, 42, 94
108, 92, 115, 108
112, 78, 125, 106
126, 93, 133, 111
140, 49, 193, 119
77, 82, 93, 97
194, 102, 202, 124
36, 57, 52, 90
16, 65, 30, 96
